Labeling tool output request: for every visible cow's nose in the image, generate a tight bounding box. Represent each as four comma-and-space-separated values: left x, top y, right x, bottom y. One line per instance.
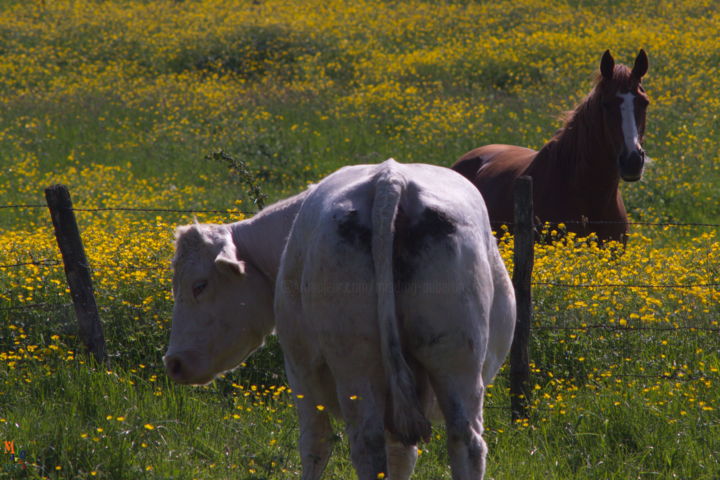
164, 354, 186, 383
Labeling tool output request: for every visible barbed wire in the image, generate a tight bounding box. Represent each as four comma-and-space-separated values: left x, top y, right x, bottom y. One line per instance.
533, 371, 719, 382
539, 219, 720, 228
0, 259, 60, 269
0, 302, 72, 312
3, 197, 716, 413
492, 219, 720, 228
0, 203, 46, 209
71, 206, 254, 215
0, 203, 254, 215
2, 203, 719, 228
533, 280, 720, 289
533, 324, 720, 332
89, 264, 169, 272
1, 257, 718, 290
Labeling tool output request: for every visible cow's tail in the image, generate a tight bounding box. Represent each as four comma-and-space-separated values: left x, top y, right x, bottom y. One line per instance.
371, 160, 431, 446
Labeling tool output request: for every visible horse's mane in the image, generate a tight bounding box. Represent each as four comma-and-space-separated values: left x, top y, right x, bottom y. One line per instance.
538, 64, 635, 179
558, 64, 635, 128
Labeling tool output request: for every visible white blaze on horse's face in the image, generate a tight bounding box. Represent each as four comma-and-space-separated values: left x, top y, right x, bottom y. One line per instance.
616, 91, 646, 182
618, 92, 640, 154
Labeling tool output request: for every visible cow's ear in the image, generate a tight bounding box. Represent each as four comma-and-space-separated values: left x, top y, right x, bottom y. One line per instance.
215, 250, 246, 277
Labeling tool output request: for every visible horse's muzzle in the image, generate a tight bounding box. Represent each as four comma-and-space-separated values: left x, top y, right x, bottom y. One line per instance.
619, 149, 645, 182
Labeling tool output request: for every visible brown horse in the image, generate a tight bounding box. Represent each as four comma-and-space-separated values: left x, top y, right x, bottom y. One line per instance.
452, 50, 649, 242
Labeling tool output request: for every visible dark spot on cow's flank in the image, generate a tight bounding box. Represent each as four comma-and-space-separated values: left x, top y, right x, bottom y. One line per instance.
405, 208, 456, 255
337, 209, 372, 252
394, 207, 456, 285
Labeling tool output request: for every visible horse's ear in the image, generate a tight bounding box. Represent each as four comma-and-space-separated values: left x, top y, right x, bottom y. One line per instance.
631, 49, 648, 80
600, 50, 615, 80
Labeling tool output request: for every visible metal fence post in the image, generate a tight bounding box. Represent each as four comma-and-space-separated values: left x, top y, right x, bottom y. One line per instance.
510, 176, 533, 421
45, 184, 106, 363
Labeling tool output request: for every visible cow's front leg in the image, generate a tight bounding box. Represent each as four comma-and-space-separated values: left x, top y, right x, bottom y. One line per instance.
386, 431, 418, 480
296, 399, 334, 480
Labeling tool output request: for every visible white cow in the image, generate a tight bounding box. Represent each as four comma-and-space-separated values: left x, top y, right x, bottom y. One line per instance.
164, 159, 516, 480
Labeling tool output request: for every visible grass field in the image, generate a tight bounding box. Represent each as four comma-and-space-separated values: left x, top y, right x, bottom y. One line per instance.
1, 0, 719, 478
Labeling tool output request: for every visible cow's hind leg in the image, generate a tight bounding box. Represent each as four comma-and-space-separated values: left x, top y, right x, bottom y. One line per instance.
386, 431, 418, 480
417, 324, 487, 479
333, 374, 389, 479
285, 362, 335, 480
398, 260, 490, 478
277, 297, 336, 479
443, 379, 487, 480
296, 399, 334, 480
432, 375, 487, 479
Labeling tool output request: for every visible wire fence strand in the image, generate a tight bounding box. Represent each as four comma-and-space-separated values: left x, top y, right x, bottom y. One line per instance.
533, 323, 720, 332
533, 281, 720, 289
0, 302, 72, 312
1, 200, 718, 388
490, 219, 720, 229
0, 259, 60, 269
0, 203, 254, 215
2, 203, 720, 228
0, 203, 46, 209
71, 206, 254, 215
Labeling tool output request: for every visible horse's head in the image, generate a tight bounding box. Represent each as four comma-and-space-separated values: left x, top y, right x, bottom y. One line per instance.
596, 49, 649, 182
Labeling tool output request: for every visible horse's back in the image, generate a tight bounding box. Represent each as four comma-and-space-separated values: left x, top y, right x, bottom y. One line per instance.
452, 144, 537, 226
454, 145, 535, 178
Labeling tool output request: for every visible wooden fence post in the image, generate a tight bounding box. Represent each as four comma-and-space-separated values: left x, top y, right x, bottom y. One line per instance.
510, 176, 533, 421
45, 184, 106, 363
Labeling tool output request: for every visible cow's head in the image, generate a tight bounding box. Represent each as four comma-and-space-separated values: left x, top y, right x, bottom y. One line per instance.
163, 223, 275, 385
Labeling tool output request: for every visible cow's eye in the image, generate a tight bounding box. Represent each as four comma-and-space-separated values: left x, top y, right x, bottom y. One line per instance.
192, 280, 208, 299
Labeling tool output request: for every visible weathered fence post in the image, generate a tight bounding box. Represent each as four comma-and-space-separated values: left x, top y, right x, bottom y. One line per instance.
45, 184, 106, 363
510, 176, 533, 421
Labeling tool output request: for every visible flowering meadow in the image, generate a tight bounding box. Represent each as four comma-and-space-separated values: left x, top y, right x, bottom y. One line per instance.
1, 0, 719, 478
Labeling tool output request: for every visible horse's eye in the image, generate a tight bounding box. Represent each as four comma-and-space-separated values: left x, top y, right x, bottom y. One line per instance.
601, 99, 616, 109
192, 280, 208, 299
